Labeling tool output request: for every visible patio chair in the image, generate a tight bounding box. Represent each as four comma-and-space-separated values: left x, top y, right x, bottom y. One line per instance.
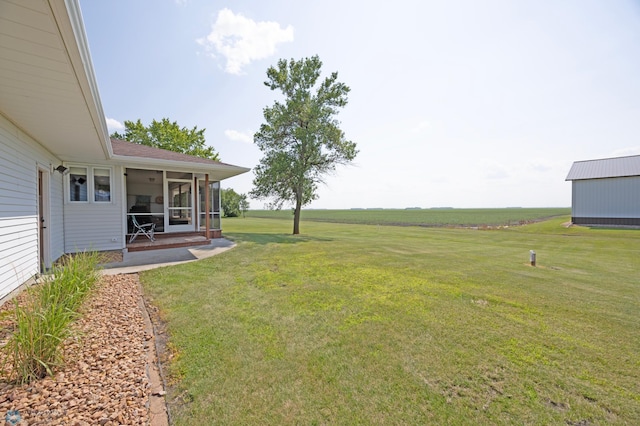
129, 214, 156, 243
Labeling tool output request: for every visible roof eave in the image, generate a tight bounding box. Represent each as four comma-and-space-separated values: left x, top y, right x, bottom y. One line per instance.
110, 154, 251, 180
566, 174, 639, 182
57, 0, 112, 159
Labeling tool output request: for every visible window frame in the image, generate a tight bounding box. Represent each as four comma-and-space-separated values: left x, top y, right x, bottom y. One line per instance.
93, 167, 112, 203
68, 166, 89, 203
66, 165, 113, 204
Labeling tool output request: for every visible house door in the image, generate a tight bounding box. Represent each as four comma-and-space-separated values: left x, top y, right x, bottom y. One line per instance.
166, 179, 194, 232
37, 168, 49, 271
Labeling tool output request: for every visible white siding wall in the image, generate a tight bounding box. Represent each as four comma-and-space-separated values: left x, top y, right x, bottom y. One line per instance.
50, 169, 65, 262
572, 176, 640, 218
63, 165, 125, 252
0, 114, 64, 299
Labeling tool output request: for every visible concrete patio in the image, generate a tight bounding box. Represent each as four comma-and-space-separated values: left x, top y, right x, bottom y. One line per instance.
101, 238, 236, 274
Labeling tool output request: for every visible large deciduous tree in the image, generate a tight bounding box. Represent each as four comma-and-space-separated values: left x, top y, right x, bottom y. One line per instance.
221, 188, 249, 218
250, 55, 358, 234
111, 118, 219, 161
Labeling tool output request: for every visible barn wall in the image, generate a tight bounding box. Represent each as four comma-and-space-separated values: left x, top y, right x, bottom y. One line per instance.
572, 176, 640, 225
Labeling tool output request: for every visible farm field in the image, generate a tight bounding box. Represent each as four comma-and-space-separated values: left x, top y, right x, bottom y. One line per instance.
246, 207, 571, 227
141, 214, 640, 425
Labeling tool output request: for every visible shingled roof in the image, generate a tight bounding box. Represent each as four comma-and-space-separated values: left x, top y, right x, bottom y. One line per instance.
566, 155, 640, 181
111, 138, 236, 166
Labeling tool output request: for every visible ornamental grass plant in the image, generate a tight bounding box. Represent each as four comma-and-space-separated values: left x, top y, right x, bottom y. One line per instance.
1, 251, 99, 384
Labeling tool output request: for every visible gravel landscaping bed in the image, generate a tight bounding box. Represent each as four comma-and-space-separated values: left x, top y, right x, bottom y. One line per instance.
0, 274, 162, 425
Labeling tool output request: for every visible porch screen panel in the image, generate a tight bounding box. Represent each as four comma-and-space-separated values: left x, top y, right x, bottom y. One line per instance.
199, 181, 221, 230
125, 168, 164, 233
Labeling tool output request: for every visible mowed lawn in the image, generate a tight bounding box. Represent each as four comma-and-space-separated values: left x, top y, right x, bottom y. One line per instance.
141, 216, 640, 425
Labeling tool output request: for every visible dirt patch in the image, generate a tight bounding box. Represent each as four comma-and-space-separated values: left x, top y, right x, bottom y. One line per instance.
53, 250, 124, 267
97, 251, 124, 264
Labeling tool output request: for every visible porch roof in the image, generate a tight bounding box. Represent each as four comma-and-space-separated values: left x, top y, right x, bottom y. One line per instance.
110, 138, 250, 180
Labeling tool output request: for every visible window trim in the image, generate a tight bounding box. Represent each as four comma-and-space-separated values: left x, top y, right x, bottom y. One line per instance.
68, 166, 88, 203
66, 165, 113, 204
93, 167, 112, 203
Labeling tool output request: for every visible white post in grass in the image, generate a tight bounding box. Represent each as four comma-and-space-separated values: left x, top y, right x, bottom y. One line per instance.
530, 250, 536, 267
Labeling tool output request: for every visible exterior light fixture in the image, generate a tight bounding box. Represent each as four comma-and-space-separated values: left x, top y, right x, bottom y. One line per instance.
54, 165, 68, 174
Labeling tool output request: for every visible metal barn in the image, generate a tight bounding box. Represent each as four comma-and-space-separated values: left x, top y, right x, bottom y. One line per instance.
566, 155, 640, 226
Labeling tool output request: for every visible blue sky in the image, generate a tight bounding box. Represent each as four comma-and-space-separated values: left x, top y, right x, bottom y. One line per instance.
80, 0, 640, 209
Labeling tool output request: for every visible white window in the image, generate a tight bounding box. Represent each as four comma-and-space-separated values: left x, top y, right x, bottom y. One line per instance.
67, 165, 113, 204
94, 168, 111, 202
69, 167, 88, 202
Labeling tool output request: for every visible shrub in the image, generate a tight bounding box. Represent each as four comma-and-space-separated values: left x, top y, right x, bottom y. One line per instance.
1, 251, 99, 384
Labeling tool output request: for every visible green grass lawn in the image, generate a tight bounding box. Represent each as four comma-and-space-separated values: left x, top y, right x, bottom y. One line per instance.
141, 216, 640, 425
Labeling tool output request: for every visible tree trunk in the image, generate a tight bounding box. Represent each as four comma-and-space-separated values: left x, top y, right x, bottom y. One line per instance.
293, 190, 302, 235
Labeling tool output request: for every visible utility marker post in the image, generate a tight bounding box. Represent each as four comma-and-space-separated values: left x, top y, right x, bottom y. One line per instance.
530, 250, 536, 267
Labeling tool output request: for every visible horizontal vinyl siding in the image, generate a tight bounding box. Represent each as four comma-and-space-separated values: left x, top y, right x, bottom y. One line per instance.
0, 241, 37, 297
572, 177, 640, 218
64, 165, 124, 252
49, 170, 65, 262
0, 114, 64, 299
0, 120, 39, 299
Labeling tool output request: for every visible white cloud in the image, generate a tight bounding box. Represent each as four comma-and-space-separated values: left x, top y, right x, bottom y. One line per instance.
224, 129, 253, 143
611, 146, 640, 157
486, 167, 509, 180
411, 120, 431, 134
197, 8, 294, 75
526, 159, 553, 172
106, 117, 124, 133
479, 159, 510, 180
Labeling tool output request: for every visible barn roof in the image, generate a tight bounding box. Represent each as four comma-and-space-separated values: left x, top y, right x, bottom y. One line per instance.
566, 155, 640, 181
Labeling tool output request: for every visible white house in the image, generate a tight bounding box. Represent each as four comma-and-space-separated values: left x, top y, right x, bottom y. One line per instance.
0, 0, 249, 299
565, 155, 640, 226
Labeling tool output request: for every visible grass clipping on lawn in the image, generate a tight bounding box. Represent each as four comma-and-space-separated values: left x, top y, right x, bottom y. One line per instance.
1, 251, 99, 384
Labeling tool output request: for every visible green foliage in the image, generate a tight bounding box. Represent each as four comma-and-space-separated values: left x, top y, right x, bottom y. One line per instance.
111, 118, 219, 160
142, 217, 640, 424
239, 195, 250, 217
1, 251, 100, 384
221, 188, 249, 217
250, 55, 358, 234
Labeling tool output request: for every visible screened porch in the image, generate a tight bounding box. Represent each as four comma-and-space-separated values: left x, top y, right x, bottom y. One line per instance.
125, 168, 221, 244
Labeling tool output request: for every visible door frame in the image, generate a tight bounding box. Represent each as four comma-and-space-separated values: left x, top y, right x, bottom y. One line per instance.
164, 177, 195, 232
37, 165, 51, 271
